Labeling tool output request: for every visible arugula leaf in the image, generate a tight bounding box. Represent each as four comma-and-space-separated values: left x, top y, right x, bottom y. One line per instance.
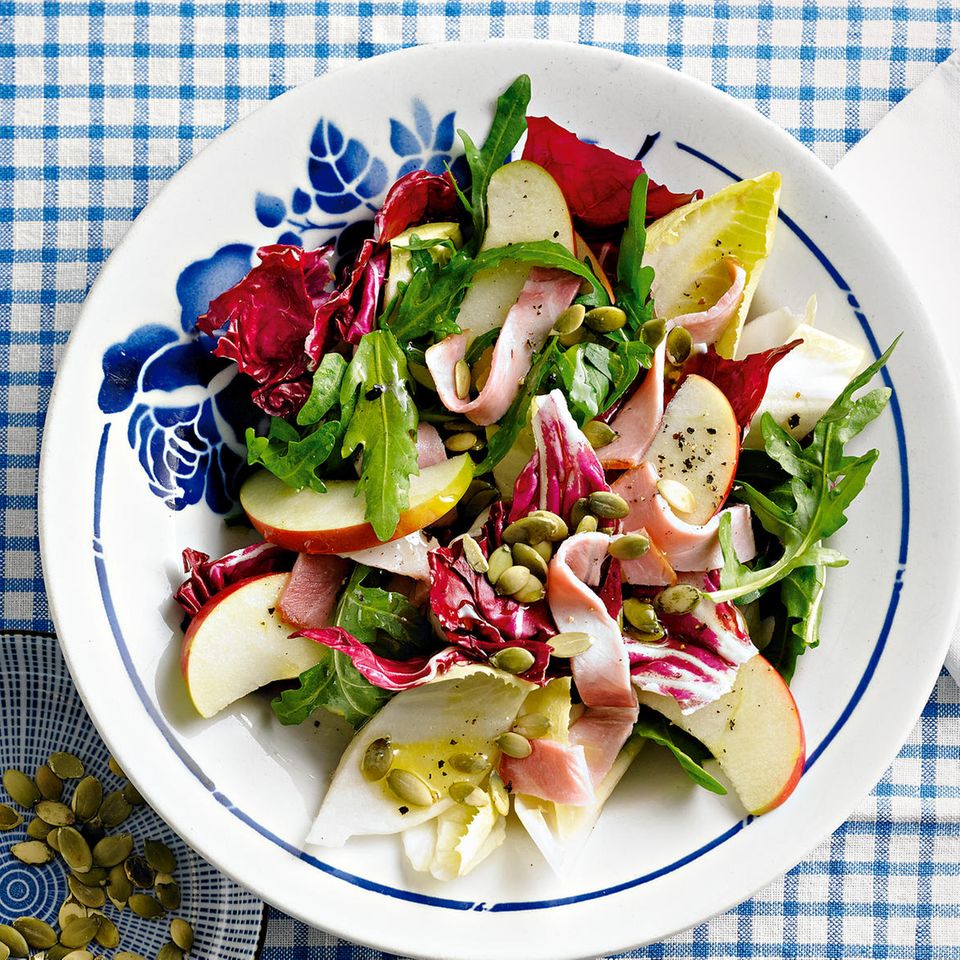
634, 708, 727, 795
761, 564, 826, 683
459, 74, 531, 253
389, 239, 610, 344
465, 326, 501, 364
297, 353, 348, 426
615, 174, 657, 333
340, 330, 420, 542
475, 339, 559, 473
554, 339, 652, 425
710, 339, 897, 605
245, 418, 339, 493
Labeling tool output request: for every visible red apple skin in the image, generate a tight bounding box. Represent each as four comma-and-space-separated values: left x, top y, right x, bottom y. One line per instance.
751, 741, 805, 815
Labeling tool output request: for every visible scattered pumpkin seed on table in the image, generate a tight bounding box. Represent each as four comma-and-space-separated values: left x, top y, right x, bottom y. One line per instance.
58, 900, 88, 928
169, 919, 193, 952
0, 943, 9, 960
12, 917, 57, 950
58, 826, 93, 873
98, 790, 132, 828
11, 839, 55, 865
0, 924, 29, 958
128, 893, 165, 919
108, 756, 125, 779
36, 765, 64, 801
93, 915, 119, 949
122, 781, 145, 806
124, 854, 156, 888
68, 875, 106, 909
59, 917, 101, 950
156, 943, 183, 960
3, 768, 40, 808
26, 817, 53, 840
144, 839, 177, 874
0, 802, 22, 830
36, 799, 75, 826
156, 880, 181, 911
48, 752, 84, 780
61, 950, 95, 960
71, 776, 103, 822
92, 832, 133, 868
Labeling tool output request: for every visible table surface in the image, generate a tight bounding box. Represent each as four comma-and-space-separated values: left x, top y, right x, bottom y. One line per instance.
3, 4, 959, 958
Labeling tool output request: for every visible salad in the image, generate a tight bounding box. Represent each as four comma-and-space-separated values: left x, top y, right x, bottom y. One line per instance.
173, 75, 894, 879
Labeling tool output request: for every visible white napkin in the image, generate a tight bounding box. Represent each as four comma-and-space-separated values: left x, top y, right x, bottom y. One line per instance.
833, 52, 960, 683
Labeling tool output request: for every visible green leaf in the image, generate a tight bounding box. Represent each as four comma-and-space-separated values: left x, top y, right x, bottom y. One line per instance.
245, 419, 340, 493
271, 649, 391, 727
340, 330, 420, 542
297, 352, 348, 426
615, 174, 657, 333
710, 338, 897, 606
459, 74, 531, 253
475, 339, 559, 473
633, 709, 727, 795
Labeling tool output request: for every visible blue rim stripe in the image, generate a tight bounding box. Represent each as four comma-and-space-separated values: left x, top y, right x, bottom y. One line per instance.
92, 143, 908, 912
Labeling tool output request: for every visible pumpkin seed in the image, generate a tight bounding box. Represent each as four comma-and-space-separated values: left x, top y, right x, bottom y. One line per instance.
128, 893, 165, 919
490, 646, 536, 675
485, 545, 513, 585
575, 514, 598, 534
471, 346, 494, 392
93, 832, 133, 868
570, 497, 589, 529
584, 305, 627, 333
511, 542, 548, 578
586, 491, 630, 520
72, 865, 108, 886
608, 533, 650, 560
511, 576, 545, 604
26, 817, 53, 840
623, 598, 660, 633
494, 565, 531, 598
641, 317, 666, 347
97, 790, 132, 829
548, 631, 593, 658
448, 781, 489, 807
501, 516, 551, 546
628, 624, 665, 643
36, 765, 63, 802
444, 431, 478, 453
495, 732, 532, 759
59, 918, 101, 950
665, 325, 693, 364
67, 876, 105, 909
512, 713, 552, 739
558, 325, 588, 347
36, 799, 75, 827
448, 752, 491, 775
408, 361, 437, 391
70, 777, 102, 822
454, 359, 471, 400
527, 510, 568, 540
12, 918, 56, 950
156, 944, 183, 960
655, 583, 703, 615
121, 781, 144, 806
0, 942, 8, 960
0, 803, 22, 830
144, 839, 177, 875
533, 540, 552, 563
124, 855, 156, 889
59, 827, 93, 872
0, 924, 30, 957
169, 918, 194, 952
385, 769, 436, 807
58, 900, 88, 928
3, 769, 40, 808
582, 420, 617, 449
61, 951, 94, 960
488, 772, 510, 816
115, 954, 148, 960
11, 840, 54, 865
93, 916, 119, 950
107, 756, 124, 779
656, 477, 697, 515
461, 535, 488, 574
107, 863, 132, 905
361, 738, 394, 782
155, 880, 181, 912
48, 752, 84, 780
46, 827, 62, 851
461, 487, 499, 517
552, 303, 585, 337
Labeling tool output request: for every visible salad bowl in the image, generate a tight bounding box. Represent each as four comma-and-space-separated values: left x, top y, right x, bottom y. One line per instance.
39, 40, 960, 960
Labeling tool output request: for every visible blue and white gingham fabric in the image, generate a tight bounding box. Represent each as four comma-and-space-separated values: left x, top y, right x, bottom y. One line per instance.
3, 4, 959, 957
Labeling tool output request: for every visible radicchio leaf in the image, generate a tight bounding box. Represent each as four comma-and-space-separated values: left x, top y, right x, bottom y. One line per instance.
521, 116, 702, 230
509, 390, 610, 524
173, 541, 295, 621
374, 170, 462, 243
196, 245, 335, 418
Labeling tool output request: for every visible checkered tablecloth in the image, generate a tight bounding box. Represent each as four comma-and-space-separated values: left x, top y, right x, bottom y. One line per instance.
3, 4, 959, 958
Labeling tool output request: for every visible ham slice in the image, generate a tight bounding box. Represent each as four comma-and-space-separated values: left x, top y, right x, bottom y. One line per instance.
568, 705, 640, 786
599, 340, 666, 470
611, 462, 756, 571
277, 554, 350, 629
416, 423, 447, 469
340, 531, 438, 582
499, 739, 594, 806
673, 258, 746, 345
425, 268, 581, 426
613, 532, 677, 586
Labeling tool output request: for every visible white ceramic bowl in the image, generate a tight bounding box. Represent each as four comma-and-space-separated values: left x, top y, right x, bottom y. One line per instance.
39, 40, 960, 960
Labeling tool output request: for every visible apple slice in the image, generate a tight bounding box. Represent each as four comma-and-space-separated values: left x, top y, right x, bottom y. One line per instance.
455, 160, 575, 342
384, 220, 463, 304
181, 572, 325, 719
240, 454, 474, 554
574, 232, 615, 302
645, 374, 739, 526
637, 655, 805, 815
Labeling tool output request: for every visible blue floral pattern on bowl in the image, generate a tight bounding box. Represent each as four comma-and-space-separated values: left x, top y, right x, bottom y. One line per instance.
98, 98, 461, 513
